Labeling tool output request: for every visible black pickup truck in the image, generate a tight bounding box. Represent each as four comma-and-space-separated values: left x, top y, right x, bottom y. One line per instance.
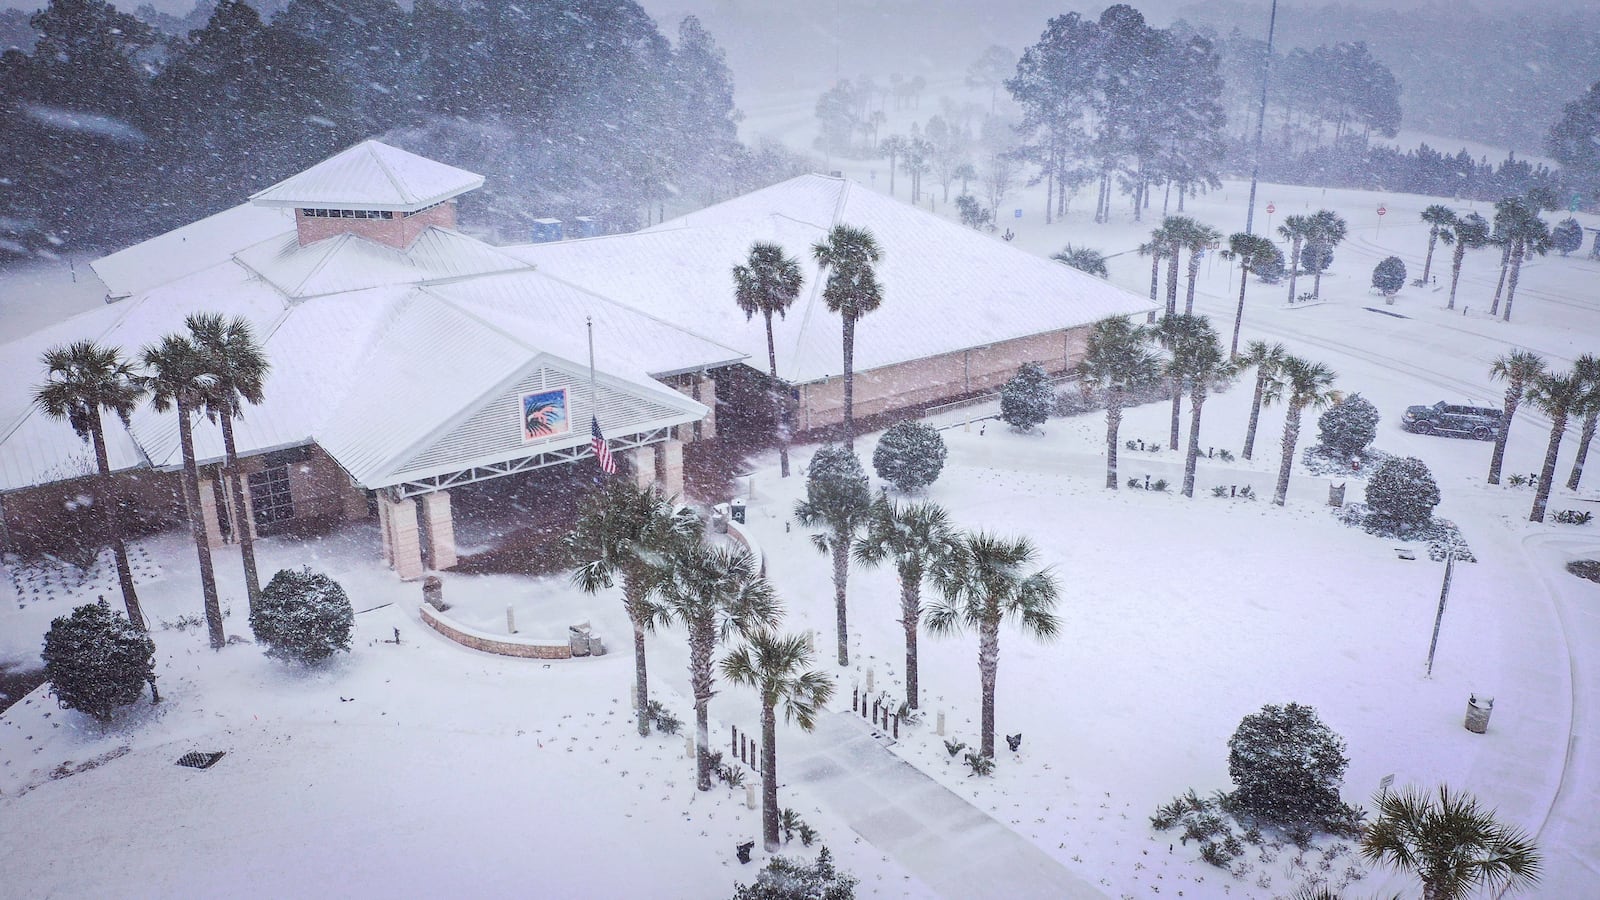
1401, 401, 1504, 440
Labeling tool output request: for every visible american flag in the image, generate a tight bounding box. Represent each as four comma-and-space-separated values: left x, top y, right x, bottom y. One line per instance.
590, 415, 617, 474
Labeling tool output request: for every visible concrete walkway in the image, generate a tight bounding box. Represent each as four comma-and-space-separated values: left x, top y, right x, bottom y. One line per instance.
788, 712, 1103, 899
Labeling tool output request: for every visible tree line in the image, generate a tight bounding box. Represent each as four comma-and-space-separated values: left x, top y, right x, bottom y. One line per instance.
0, 0, 797, 259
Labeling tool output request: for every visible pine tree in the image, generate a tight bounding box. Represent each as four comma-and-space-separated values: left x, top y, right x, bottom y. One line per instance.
42, 599, 155, 724
871, 421, 947, 492
250, 567, 355, 663
999, 363, 1055, 432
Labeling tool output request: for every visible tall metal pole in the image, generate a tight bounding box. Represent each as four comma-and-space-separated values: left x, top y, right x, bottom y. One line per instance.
1425, 552, 1455, 677
586, 316, 598, 420
1243, 0, 1279, 236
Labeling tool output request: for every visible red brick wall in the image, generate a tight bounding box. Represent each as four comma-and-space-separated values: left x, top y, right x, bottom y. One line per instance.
294, 202, 458, 249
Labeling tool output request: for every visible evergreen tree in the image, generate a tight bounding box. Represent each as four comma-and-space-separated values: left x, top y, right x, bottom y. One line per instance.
794, 445, 873, 666
250, 567, 354, 663
731, 846, 858, 899
1547, 80, 1600, 207
1317, 393, 1380, 456
1227, 702, 1349, 831
999, 363, 1055, 432
1366, 457, 1441, 528
871, 422, 946, 493
1552, 218, 1584, 256
42, 598, 155, 723
1372, 256, 1407, 298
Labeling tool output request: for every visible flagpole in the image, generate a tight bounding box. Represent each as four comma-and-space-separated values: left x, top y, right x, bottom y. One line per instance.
587, 315, 597, 416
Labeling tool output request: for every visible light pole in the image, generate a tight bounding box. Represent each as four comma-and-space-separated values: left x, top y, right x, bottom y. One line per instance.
1425, 549, 1455, 678
1243, 0, 1279, 236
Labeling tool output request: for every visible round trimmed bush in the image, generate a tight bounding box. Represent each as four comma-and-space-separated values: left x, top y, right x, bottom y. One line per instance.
42, 599, 154, 723
1372, 256, 1407, 297
1000, 362, 1055, 432
1366, 456, 1441, 528
250, 567, 355, 664
1227, 702, 1349, 830
872, 421, 947, 492
1318, 392, 1380, 456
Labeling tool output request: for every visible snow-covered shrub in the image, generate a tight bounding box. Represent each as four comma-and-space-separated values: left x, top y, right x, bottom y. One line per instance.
731, 846, 857, 900
1253, 243, 1286, 283
646, 699, 682, 734
1365, 456, 1441, 528
955, 194, 991, 230
999, 363, 1055, 432
1301, 241, 1333, 275
1372, 256, 1406, 297
1317, 393, 1380, 456
804, 445, 871, 513
1552, 218, 1583, 256
1227, 702, 1350, 831
871, 421, 946, 492
963, 751, 995, 777
42, 599, 154, 723
1553, 509, 1593, 525
250, 567, 354, 664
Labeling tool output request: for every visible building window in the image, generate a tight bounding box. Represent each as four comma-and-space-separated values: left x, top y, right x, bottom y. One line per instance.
248, 466, 294, 532
299, 208, 396, 220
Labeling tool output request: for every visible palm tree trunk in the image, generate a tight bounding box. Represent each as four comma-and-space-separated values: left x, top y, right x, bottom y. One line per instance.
1169, 379, 1182, 452
1230, 267, 1249, 357
1184, 251, 1201, 314
177, 399, 225, 649
1149, 254, 1159, 302
766, 313, 792, 479
1312, 254, 1325, 298
842, 317, 856, 451
1183, 385, 1206, 497
1567, 409, 1596, 490
208, 469, 230, 543
630, 600, 652, 736
832, 537, 850, 666
691, 624, 714, 791
1501, 241, 1526, 322
761, 702, 779, 851
1488, 388, 1520, 485
1422, 229, 1437, 283
1165, 247, 1180, 317
1531, 413, 1568, 522
219, 414, 260, 612
978, 619, 999, 758
90, 417, 143, 629
1447, 242, 1466, 309
1286, 238, 1301, 303
1273, 404, 1304, 506
1105, 390, 1124, 489
902, 573, 921, 708
1490, 242, 1511, 316
1244, 372, 1267, 460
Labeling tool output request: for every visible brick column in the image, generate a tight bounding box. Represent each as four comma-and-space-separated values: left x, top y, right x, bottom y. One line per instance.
379, 494, 424, 580
700, 374, 717, 439
197, 476, 226, 550
656, 438, 685, 497
625, 447, 655, 490
420, 491, 457, 571
376, 495, 393, 566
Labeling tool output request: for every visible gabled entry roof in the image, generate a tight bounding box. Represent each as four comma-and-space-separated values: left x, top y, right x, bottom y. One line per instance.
249, 140, 484, 212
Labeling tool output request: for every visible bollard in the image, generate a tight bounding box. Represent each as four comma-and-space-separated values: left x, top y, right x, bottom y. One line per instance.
506, 605, 516, 634
852, 687, 859, 711
745, 783, 758, 810
872, 698, 881, 724
1465, 695, 1494, 734
936, 710, 946, 736
686, 736, 696, 759
731, 726, 739, 753
892, 713, 899, 739
866, 668, 875, 694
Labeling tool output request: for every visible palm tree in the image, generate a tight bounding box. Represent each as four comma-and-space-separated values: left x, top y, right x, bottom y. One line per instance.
186, 313, 269, 613
1487, 350, 1547, 485
1177, 219, 1222, 314
142, 334, 226, 649
1159, 215, 1199, 316
1081, 316, 1163, 488
1239, 341, 1287, 461
1265, 355, 1340, 506
1305, 209, 1347, 299
1051, 245, 1108, 278
879, 135, 908, 196
568, 479, 703, 736
1278, 214, 1313, 303
1139, 225, 1170, 304
1566, 355, 1600, 490
811, 224, 885, 450
1418, 204, 1457, 285
853, 495, 957, 709
1500, 207, 1551, 323
1222, 233, 1277, 357
1157, 314, 1208, 452
1173, 320, 1232, 498
927, 532, 1061, 758
733, 242, 805, 477
1526, 363, 1592, 522
34, 341, 147, 628
1361, 785, 1541, 899
794, 445, 873, 666
722, 631, 835, 851
1445, 213, 1491, 311
657, 544, 782, 791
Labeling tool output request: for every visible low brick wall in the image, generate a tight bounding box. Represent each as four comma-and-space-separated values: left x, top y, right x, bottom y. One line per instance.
419, 602, 573, 659
725, 518, 766, 577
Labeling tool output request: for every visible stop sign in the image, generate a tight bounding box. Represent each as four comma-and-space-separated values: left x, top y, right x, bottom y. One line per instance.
1377, 205, 1387, 216
1266, 203, 1276, 214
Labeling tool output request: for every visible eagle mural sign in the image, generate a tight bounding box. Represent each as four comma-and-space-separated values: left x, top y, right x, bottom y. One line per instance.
522, 388, 570, 442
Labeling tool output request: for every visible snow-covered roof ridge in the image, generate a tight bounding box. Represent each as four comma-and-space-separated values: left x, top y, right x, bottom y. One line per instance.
249, 140, 484, 212
233, 227, 529, 301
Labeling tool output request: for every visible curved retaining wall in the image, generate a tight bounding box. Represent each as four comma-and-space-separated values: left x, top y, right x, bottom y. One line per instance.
725, 518, 766, 577
419, 602, 572, 660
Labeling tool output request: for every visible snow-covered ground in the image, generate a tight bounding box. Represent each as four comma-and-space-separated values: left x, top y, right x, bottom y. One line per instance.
5, 85, 1600, 897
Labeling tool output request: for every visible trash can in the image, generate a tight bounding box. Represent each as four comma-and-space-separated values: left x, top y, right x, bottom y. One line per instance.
422, 575, 448, 611
587, 634, 606, 656
569, 627, 591, 657
711, 506, 729, 534
1465, 694, 1493, 734
730, 498, 746, 524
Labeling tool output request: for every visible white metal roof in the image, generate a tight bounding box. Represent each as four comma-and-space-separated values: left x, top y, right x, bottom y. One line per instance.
233, 227, 527, 300
508, 174, 1158, 384
249, 140, 484, 212
90, 202, 295, 299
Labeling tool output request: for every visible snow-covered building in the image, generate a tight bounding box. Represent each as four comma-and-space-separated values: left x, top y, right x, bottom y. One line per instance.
0, 141, 1153, 580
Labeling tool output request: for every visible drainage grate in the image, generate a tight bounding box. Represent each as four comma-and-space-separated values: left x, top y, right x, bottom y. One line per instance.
175, 751, 226, 770
1363, 307, 1409, 319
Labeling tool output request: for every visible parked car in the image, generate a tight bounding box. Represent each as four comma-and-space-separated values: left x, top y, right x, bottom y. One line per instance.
1401, 401, 1503, 440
